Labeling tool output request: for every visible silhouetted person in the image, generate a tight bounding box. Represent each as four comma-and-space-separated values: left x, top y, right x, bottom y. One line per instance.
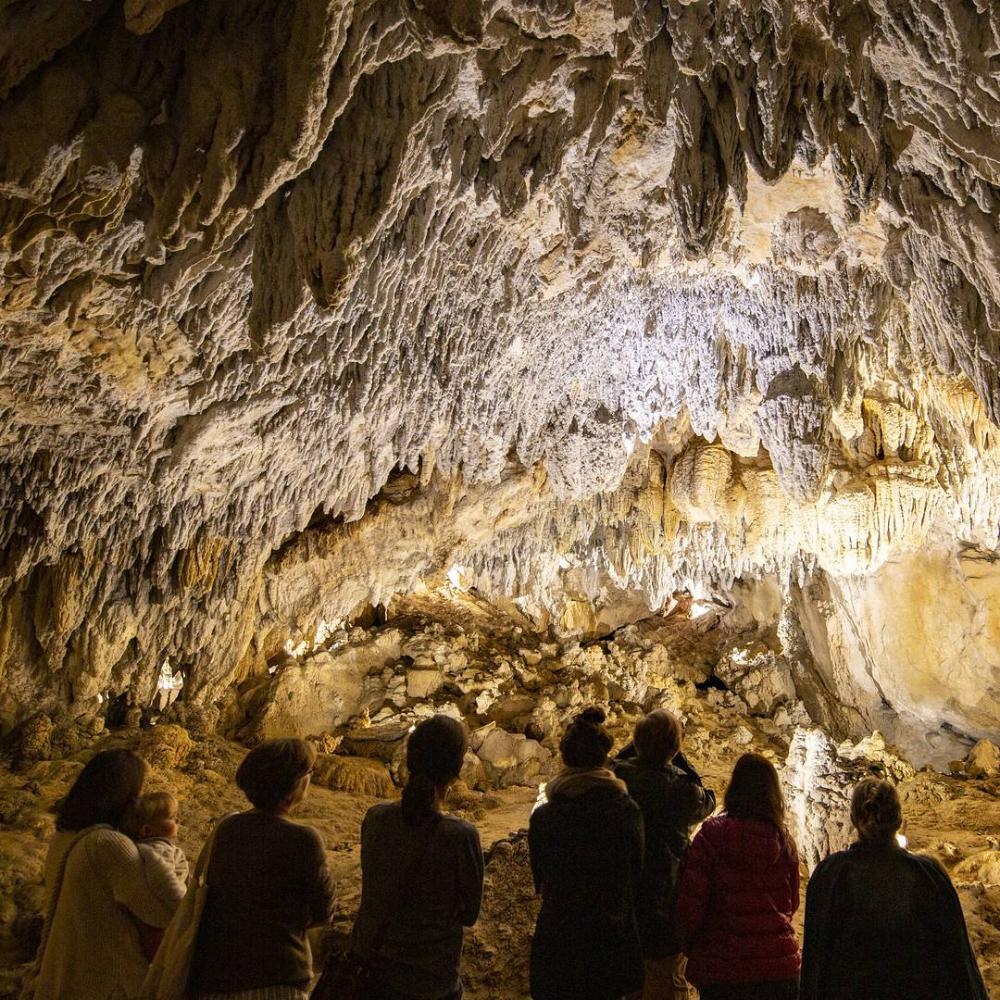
30, 749, 183, 1000
529, 707, 644, 1000
613, 709, 716, 999
801, 778, 987, 1000
352, 715, 484, 1000
189, 738, 335, 998
675, 753, 800, 1000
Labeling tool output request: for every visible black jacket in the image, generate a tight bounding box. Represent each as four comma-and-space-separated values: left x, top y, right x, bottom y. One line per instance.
801, 841, 988, 1000
529, 784, 644, 1000
612, 751, 716, 957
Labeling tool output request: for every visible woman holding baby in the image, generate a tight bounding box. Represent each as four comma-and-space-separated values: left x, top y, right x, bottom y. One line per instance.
29, 748, 186, 1000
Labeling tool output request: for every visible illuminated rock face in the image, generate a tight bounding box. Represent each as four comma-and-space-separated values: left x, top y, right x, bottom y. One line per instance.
1, 2, 1000, 753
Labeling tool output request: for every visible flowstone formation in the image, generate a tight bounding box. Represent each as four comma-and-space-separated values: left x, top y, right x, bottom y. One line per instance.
2, 1, 1000, 769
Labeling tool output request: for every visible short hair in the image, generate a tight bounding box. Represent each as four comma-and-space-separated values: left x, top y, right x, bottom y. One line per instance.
236, 738, 315, 811
633, 710, 682, 766
851, 778, 902, 843
57, 749, 147, 832
559, 707, 613, 769
124, 791, 177, 836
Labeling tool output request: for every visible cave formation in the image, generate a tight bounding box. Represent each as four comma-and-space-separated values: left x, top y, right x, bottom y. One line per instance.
1, 0, 1000, 995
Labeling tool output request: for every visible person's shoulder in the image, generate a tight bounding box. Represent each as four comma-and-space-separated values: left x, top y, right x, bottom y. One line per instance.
285, 818, 328, 850
909, 850, 952, 880
612, 757, 640, 780
810, 848, 853, 882
363, 800, 401, 828
440, 812, 481, 845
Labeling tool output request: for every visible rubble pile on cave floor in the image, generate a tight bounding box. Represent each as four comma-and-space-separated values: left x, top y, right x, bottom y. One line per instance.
1, 608, 999, 999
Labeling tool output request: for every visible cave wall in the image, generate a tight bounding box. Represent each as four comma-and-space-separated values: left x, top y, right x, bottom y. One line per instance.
1, 1, 1000, 740
793, 545, 1000, 763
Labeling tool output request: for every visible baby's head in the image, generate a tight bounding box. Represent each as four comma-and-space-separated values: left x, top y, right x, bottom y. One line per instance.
126, 790, 179, 841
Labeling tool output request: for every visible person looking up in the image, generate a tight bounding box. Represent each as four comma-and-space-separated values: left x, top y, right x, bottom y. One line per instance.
351, 715, 484, 1000
189, 737, 335, 1000
31, 748, 184, 1000
613, 709, 716, 999
529, 706, 644, 1000
674, 752, 800, 1000
800, 777, 987, 1000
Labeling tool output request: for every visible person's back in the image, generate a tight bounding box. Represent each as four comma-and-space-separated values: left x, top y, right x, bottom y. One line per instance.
191, 810, 334, 992
353, 801, 483, 999
188, 738, 335, 996
349, 715, 483, 1000
676, 815, 799, 986
801, 779, 987, 1000
674, 754, 800, 1000
529, 707, 644, 1000
38, 825, 180, 1000
613, 711, 715, 965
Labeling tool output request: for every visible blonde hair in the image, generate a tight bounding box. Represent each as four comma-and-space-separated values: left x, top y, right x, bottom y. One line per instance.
125, 790, 177, 836
850, 778, 902, 843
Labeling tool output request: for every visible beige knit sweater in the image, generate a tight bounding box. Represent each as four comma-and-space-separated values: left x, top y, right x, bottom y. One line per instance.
33, 825, 184, 1000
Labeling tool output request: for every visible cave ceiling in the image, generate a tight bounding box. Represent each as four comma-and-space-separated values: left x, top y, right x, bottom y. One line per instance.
1, 0, 1000, 723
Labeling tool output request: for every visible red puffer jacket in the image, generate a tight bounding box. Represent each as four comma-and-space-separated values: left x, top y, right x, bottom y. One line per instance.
674, 814, 800, 986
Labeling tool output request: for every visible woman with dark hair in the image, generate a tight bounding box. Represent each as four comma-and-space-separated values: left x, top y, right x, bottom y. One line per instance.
31, 748, 184, 999
674, 753, 800, 1000
529, 707, 644, 1000
189, 737, 335, 999
801, 778, 987, 1000
351, 714, 484, 999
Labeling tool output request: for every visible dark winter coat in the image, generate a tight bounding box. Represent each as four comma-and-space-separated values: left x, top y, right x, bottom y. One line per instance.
674, 814, 800, 987
800, 841, 988, 1000
528, 782, 644, 1000
612, 752, 716, 957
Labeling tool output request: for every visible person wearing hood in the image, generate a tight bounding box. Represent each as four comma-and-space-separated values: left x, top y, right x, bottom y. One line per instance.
674, 753, 800, 1000
613, 709, 716, 999
800, 778, 987, 1000
528, 706, 644, 1000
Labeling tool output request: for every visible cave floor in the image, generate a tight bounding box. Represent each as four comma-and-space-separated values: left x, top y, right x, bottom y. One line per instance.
1, 699, 999, 999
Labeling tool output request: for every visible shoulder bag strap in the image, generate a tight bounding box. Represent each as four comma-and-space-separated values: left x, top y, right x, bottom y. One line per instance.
191, 812, 235, 889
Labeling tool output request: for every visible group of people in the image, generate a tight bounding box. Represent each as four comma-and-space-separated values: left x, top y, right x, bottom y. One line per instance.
29, 707, 988, 1000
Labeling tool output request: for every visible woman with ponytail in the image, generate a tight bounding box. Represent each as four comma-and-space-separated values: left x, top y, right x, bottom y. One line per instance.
800, 778, 987, 1000
352, 715, 483, 1000
529, 707, 644, 1000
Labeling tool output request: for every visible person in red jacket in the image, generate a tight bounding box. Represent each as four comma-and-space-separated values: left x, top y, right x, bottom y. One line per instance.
674, 753, 800, 1000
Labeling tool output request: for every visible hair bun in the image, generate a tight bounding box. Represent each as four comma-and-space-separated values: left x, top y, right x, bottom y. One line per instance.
577, 706, 607, 727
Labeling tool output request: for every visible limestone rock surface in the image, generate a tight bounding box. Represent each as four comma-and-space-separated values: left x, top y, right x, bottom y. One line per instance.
1, 0, 1000, 762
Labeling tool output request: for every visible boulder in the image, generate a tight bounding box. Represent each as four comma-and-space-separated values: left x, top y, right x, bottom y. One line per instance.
406, 668, 442, 700
716, 641, 796, 717
313, 754, 395, 797
472, 726, 552, 788
952, 850, 1000, 887
256, 629, 401, 738
139, 724, 193, 770
340, 722, 411, 767
964, 739, 1000, 779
